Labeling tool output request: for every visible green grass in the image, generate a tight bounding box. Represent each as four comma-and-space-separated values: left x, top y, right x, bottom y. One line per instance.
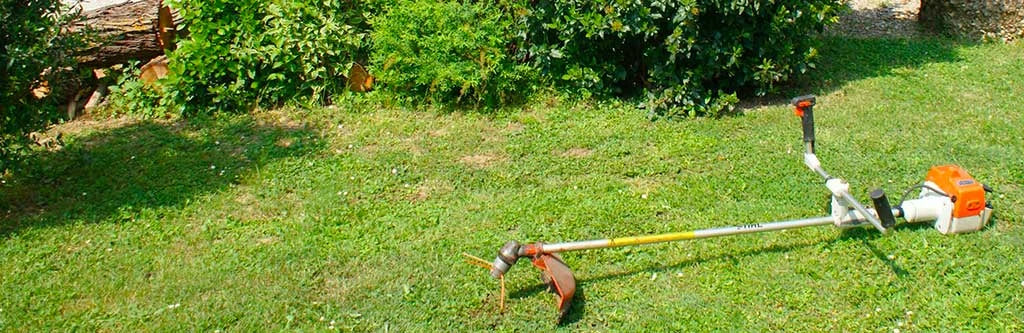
2, 37, 1023, 331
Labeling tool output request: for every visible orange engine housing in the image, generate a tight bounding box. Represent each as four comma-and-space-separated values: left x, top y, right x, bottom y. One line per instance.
926, 165, 986, 218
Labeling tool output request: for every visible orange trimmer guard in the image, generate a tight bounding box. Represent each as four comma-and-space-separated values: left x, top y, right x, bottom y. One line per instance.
531, 253, 576, 321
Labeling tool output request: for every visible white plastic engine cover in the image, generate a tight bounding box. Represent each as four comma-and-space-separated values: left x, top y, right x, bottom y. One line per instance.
901, 182, 991, 234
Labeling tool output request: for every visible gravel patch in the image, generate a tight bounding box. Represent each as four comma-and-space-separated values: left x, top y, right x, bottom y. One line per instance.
828, 0, 924, 38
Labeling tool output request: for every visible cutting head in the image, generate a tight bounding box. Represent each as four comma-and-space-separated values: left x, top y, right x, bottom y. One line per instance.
489, 241, 577, 321
531, 253, 576, 321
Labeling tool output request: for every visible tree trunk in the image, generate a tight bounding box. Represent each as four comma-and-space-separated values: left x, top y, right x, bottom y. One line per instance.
73, 0, 184, 68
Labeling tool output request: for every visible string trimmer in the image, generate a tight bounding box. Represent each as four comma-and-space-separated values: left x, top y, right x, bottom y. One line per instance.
475, 95, 995, 321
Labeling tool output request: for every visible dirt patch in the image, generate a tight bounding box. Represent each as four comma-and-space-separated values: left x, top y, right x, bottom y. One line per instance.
429, 128, 449, 138
505, 122, 525, 133
49, 117, 141, 136
625, 177, 663, 195
559, 147, 594, 158
411, 187, 430, 202
60, 296, 98, 315
408, 179, 453, 202
398, 136, 428, 155
459, 154, 504, 169
257, 236, 279, 245
255, 110, 307, 130
230, 188, 275, 222
828, 0, 923, 38
275, 137, 295, 148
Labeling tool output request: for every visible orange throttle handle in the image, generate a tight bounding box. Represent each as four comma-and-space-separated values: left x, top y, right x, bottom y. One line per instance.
791, 95, 817, 153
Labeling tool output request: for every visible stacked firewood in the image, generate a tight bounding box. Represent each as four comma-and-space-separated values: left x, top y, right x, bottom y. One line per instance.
52, 0, 184, 118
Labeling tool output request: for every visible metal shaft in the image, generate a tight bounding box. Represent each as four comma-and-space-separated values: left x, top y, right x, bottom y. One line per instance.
538, 216, 835, 254
840, 191, 887, 233
806, 152, 886, 234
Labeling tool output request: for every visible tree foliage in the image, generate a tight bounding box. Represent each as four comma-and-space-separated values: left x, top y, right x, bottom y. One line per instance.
165, 0, 374, 114
0, 0, 87, 170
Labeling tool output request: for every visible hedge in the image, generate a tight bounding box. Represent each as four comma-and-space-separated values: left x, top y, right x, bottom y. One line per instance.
163, 0, 841, 116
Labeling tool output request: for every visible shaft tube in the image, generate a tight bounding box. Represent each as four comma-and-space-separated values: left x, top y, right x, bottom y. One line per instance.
539, 216, 835, 254
840, 191, 887, 233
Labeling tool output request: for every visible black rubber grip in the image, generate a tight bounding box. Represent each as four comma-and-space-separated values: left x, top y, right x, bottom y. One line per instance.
870, 188, 897, 229
791, 95, 816, 148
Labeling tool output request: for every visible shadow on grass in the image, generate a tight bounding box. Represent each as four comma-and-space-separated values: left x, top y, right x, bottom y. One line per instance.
0, 116, 323, 237
838, 227, 912, 277
743, 36, 964, 108
508, 229, 918, 324
507, 238, 835, 326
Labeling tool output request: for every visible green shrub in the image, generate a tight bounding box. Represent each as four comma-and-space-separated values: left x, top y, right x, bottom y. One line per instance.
166, 0, 372, 115
0, 0, 88, 170
102, 65, 170, 119
161, 0, 838, 117
370, 0, 534, 106
515, 0, 842, 117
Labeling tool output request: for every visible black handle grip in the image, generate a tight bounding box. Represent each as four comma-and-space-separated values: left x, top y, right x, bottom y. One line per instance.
791, 95, 816, 151
870, 188, 897, 229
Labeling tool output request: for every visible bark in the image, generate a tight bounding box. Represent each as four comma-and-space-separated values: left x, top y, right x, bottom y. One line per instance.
73, 0, 184, 68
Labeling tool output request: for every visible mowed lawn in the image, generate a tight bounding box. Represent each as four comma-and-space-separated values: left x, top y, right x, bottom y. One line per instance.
2, 37, 1022, 331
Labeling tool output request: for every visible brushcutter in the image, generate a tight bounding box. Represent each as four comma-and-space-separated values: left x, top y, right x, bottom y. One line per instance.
477, 95, 995, 321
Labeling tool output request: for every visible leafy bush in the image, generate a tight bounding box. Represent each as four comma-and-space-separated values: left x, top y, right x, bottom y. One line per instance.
0, 0, 88, 170
370, 0, 534, 106
514, 0, 841, 117
102, 65, 169, 119
162, 0, 838, 117
166, 0, 372, 114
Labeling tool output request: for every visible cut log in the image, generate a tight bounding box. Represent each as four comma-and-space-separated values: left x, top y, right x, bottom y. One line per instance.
73, 0, 185, 68
140, 55, 170, 85
157, 2, 187, 50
